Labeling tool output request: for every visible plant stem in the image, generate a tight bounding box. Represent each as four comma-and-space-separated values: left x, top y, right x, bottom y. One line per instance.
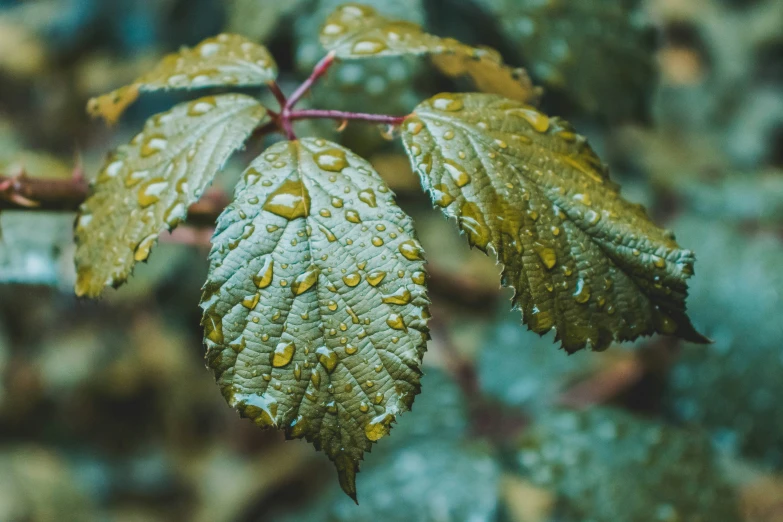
288, 109, 407, 126
267, 81, 288, 109
285, 52, 336, 110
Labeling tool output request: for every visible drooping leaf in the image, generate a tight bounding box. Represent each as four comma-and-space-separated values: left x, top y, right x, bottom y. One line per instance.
200, 138, 430, 500
75, 94, 268, 298
88, 34, 277, 124
401, 93, 707, 352
319, 3, 541, 105
474, 0, 655, 120
517, 408, 741, 521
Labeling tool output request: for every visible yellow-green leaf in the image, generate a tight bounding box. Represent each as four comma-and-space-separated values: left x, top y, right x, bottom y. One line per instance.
75, 94, 268, 298
401, 93, 707, 352
319, 3, 540, 104
200, 138, 429, 500
88, 34, 277, 124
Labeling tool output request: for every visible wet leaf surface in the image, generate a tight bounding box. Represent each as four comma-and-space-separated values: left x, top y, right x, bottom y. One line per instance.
517, 408, 741, 522
200, 138, 429, 500
75, 94, 267, 297
475, 0, 655, 120
88, 34, 277, 124
402, 93, 706, 352
319, 3, 540, 104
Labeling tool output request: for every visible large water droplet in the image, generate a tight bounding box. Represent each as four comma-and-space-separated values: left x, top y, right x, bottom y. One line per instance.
460, 202, 490, 249
203, 311, 223, 344
511, 108, 550, 133
316, 346, 338, 373
314, 148, 348, 172
134, 234, 157, 261
398, 240, 424, 261
352, 38, 387, 55
292, 266, 318, 295
342, 273, 361, 287
443, 160, 471, 187
365, 413, 394, 441
366, 271, 387, 287
253, 258, 274, 288
431, 93, 464, 112
432, 184, 454, 207
386, 313, 407, 331
358, 188, 377, 208
534, 242, 557, 270
345, 209, 361, 223
263, 179, 310, 220
271, 342, 295, 367
573, 278, 591, 304
382, 288, 412, 305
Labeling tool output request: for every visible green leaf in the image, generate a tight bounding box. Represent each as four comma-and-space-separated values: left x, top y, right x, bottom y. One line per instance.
319, 3, 540, 104
475, 0, 654, 120
401, 93, 707, 352
517, 408, 741, 521
75, 94, 268, 298
199, 138, 430, 500
88, 34, 277, 124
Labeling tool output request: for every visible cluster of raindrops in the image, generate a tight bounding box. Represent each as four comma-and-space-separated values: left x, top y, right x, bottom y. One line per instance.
76, 94, 265, 297
201, 138, 430, 457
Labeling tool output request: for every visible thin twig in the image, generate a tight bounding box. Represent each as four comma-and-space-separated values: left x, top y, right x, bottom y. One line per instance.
288, 109, 407, 126
286, 52, 336, 110
266, 81, 288, 109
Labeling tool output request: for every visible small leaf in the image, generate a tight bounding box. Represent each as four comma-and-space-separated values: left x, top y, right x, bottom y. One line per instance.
475, 0, 655, 120
401, 93, 707, 352
200, 138, 429, 500
88, 34, 277, 124
319, 3, 540, 104
75, 94, 268, 297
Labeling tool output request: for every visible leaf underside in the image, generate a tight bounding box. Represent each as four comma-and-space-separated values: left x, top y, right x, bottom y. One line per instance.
476, 0, 654, 120
401, 93, 707, 352
319, 3, 541, 105
200, 138, 430, 500
75, 94, 268, 297
88, 34, 278, 124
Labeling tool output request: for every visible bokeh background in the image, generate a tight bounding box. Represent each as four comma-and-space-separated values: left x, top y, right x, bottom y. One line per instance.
1, 0, 782, 520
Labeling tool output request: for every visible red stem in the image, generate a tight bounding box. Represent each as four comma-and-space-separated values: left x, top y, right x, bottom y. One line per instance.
267, 81, 288, 109
288, 109, 407, 126
286, 52, 336, 110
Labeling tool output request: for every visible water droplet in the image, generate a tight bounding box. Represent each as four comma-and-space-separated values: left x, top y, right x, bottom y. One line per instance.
203, 311, 223, 344
412, 271, 426, 285
342, 273, 361, 287
534, 242, 557, 270
352, 38, 387, 55
327, 300, 338, 311
253, 258, 274, 288
431, 93, 464, 112
242, 293, 260, 309
432, 184, 455, 207
444, 160, 471, 187
331, 197, 344, 208
365, 413, 393, 441
573, 279, 591, 304
398, 240, 424, 261
140, 134, 168, 157
318, 225, 337, 242
314, 148, 348, 172
460, 202, 490, 249
270, 342, 295, 367
319, 209, 332, 218
292, 266, 318, 295
653, 256, 666, 269
316, 346, 338, 373
382, 288, 412, 305
134, 234, 157, 261
322, 22, 346, 36
345, 209, 361, 223
263, 179, 310, 220
511, 107, 550, 133
443, 130, 455, 140
406, 120, 423, 135
386, 313, 407, 331
187, 96, 217, 116
358, 188, 377, 208
137, 178, 168, 208
371, 237, 384, 247
366, 271, 387, 286
529, 306, 554, 331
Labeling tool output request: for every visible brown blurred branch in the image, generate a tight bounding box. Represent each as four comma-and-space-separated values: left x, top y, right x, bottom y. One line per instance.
0, 172, 227, 226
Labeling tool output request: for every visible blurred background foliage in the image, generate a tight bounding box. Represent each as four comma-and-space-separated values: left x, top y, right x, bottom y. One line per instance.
0, 0, 782, 520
